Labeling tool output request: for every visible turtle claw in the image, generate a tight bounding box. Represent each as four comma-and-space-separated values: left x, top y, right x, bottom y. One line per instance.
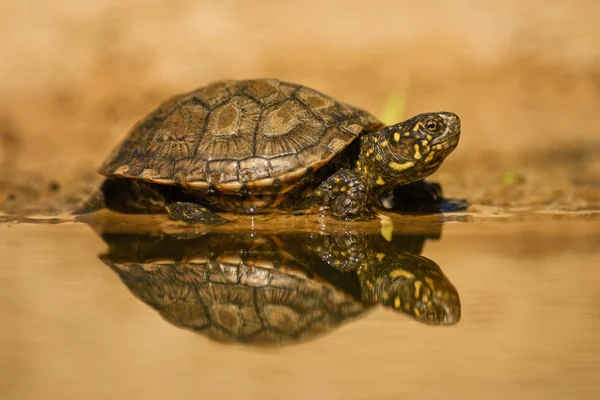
166, 202, 228, 225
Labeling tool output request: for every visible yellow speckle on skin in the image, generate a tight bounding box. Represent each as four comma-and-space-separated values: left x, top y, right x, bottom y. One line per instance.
421, 140, 428, 147
363, 166, 368, 174
403, 132, 411, 137
422, 294, 429, 303
380, 140, 388, 148
356, 161, 361, 169
340, 187, 347, 192
372, 136, 379, 143
426, 134, 432, 141
425, 151, 436, 163
414, 144, 422, 160
393, 132, 400, 142
376, 176, 386, 185
413, 307, 421, 317
376, 252, 386, 261
436, 290, 443, 298
375, 154, 383, 161
381, 219, 393, 242
425, 277, 436, 291
389, 161, 415, 171
390, 269, 415, 279
412, 123, 420, 131
394, 296, 401, 309
334, 178, 340, 183
414, 280, 422, 298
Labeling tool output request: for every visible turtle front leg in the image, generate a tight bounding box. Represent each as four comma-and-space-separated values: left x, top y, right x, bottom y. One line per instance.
166, 202, 228, 225
319, 232, 368, 271
312, 169, 375, 221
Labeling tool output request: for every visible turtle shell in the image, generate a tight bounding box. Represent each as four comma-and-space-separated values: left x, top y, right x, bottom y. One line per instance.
99, 79, 382, 193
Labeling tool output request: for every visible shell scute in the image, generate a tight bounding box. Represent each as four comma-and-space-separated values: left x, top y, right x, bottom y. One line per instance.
207, 160, 240, 184
239, 157, 271, 182
173, 157, 207, 183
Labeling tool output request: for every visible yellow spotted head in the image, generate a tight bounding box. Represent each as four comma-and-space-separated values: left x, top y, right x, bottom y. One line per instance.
386, 111, 460, 167
360, 112, 460, 195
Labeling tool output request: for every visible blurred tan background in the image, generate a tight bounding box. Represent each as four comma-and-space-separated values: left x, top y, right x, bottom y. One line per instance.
1, 0, 599, 213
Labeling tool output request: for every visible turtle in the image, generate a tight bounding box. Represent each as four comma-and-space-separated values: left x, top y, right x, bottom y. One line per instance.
97, 227, 461, 346
77, 78, 461, 223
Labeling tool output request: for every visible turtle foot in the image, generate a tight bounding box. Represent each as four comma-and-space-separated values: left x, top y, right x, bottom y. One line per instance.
166, 202, 228, 225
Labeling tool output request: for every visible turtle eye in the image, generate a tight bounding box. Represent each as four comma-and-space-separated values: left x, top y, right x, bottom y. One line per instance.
424, 119, 441, 133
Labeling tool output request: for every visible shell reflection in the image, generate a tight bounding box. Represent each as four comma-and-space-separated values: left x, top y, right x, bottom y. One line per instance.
97, 225, 461, 346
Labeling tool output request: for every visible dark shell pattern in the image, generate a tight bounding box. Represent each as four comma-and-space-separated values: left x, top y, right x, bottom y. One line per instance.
99, 79, 382, 194
106, 258, 365, 345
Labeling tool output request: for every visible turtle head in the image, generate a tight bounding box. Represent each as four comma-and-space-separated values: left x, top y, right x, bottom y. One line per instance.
359, 112, 460, 195
359, 252, 461, 325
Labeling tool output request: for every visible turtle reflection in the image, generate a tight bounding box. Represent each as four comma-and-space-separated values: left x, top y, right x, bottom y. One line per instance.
98, 227, 461, 346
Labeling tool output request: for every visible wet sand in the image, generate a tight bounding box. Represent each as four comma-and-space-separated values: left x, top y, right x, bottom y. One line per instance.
1, 216, 599, 399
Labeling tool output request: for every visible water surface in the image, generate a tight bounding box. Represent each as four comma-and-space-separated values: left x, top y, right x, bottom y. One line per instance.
1, 214, 599, 399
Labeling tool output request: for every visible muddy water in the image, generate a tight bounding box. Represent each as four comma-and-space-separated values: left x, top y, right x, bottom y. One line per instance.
1, 214, 599, 399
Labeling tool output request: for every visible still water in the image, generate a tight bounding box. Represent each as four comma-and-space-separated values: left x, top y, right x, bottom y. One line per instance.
1, 212, 599, 399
